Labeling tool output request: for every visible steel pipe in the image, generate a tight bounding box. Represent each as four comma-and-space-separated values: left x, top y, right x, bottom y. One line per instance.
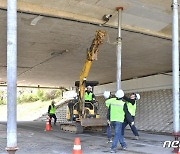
6, 0, 18, 153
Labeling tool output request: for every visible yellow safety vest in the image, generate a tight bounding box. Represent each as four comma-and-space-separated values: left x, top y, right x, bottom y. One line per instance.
50, 105, 56, 114
84, 92, 93, 101
127, 101, 136, 116
105, 98, 116, 108
106, 98, 125, 122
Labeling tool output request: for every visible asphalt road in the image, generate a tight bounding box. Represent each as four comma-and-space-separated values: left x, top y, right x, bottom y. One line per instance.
0, 121, 173, 154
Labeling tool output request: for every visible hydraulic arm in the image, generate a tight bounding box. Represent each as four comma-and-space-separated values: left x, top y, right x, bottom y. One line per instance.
79, 30, 106, 113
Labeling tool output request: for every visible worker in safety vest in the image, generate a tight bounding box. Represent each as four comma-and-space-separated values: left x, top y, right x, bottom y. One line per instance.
103, 91, 116, 143
84, 85, 96, 102
106, 89, 134, 153
48, 100, 57, 126
84, 85, 97, 114
122, 93, 140, 140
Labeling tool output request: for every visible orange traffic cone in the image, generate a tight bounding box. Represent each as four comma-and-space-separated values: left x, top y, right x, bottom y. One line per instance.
45, 116, 51, 131
177, 148, 180, 154
72, 137, 82, 154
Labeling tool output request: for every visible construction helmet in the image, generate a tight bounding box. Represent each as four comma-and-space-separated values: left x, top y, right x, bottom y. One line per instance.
103, 91, 111, 99
135, 93, 140, 100
87, 85, 92, 89
115, 89, 124, 98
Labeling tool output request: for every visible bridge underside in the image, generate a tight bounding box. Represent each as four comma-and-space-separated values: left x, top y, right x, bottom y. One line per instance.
0, 0, 178, 87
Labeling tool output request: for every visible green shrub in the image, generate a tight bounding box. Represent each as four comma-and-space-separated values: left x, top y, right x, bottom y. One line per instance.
54, 90, 62, 98
36, 89, 52, 102
15, 89, 63, 104
17, 97, 22, 104
27, 94, 39, 102
36, 90, 44, 100
0, 99, 6, 105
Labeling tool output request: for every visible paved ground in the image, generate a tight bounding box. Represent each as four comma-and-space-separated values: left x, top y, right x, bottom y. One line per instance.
0, 121, 173, 154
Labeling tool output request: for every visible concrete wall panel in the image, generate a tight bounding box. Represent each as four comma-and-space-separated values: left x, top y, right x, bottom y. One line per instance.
94, 74, 172, 95
96, 89, 174, 133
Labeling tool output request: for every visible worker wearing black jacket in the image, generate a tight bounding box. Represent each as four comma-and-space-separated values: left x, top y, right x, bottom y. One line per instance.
84, 86, 96, 102
48, 101, 57, 126
122, 93, 140, 140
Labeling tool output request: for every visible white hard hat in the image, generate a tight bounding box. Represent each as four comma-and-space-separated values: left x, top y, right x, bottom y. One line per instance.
103, 91, 110, 99
87, 85, 92, 89
135, 93, 140, 100
115, 89, 124, 98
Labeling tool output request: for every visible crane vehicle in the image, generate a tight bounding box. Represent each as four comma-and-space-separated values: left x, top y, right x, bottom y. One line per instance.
60, 30, 107, 133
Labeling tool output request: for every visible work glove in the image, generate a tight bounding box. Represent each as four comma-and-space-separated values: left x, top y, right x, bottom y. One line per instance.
107, 120, 111, 125
131, 121, 135, 126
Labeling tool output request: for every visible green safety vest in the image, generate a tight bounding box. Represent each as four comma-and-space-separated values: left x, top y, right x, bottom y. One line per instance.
106, 98, 125, 122
105, 98, 116, 108
127, 101, 136, 116
50, 105, 56, 114
84, 92, 93, 101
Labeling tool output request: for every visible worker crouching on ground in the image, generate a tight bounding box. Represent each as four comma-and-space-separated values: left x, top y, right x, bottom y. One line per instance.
105, 89, 134, 153
104, 91, 116, 143
48, 100, 57, 126
122, 93, 140, 140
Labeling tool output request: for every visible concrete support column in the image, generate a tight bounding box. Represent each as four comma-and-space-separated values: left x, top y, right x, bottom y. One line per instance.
172, 0, 180, 152
6, 0, 18, 153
